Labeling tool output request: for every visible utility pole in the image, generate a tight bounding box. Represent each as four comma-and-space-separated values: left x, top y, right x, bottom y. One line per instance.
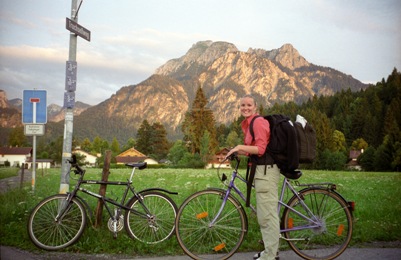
60, 0, 90, 193
59, 0, 78, 194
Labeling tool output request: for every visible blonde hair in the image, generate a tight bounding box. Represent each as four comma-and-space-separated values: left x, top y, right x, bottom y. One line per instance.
241, 94, 257, 106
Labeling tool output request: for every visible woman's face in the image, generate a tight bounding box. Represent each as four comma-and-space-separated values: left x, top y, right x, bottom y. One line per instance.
240, 97, 257, 118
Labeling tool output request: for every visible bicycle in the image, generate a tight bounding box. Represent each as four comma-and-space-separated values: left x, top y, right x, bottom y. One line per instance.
175, 153, 354, 260
27, 155, 178, 251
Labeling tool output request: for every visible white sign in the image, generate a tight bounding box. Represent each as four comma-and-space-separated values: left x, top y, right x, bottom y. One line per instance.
24, 124, 45, 136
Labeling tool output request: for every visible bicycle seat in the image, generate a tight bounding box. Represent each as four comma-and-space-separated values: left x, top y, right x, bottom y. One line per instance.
281, 170, 302, 180
125, 162, 147, 170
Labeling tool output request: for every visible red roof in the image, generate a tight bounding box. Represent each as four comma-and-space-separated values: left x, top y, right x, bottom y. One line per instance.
0, 147, 32, 155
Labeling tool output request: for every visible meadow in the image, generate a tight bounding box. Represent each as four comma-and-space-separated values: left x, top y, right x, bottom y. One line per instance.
0, 166, 400, 258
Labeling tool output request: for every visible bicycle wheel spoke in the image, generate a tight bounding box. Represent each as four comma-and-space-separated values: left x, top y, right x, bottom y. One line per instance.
282, 189, 352, 260
28, 195, 86, 250
175, 190, 247, 260
125, 191, 177, 244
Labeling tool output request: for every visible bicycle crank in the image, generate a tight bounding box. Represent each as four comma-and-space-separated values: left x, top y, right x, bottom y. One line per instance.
107, 216, 124, 233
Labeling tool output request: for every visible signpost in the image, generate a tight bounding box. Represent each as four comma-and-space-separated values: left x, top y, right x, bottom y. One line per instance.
59, 0, 90, 194
22, 89, 47, 191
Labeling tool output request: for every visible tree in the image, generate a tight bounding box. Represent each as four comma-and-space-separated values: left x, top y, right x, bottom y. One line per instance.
136, 120, 153, 155
46, 136, 64, 163
168, 140, 188, 165
358, 146, 376, 171
92, 136, 104, 154
318, 149, 347, 170
351, 138, 368, 150
181, 86, 218, 154
80, 138, 92, 152
226, 130, 241, 148
151, 122, 170, 160
110, 137, 120, 154
200, 131, 212, 164
122, 138, 135, 152
8, 127, 28, 147
331, 130, 346, 152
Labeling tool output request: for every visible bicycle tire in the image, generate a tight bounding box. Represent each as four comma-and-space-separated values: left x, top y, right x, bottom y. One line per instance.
175, 189, 247, 260
281, 188, 353, 260
27, 194, 87, 250
124, 190, 178, 244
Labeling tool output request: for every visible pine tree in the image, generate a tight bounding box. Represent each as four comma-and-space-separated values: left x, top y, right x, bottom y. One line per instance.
151, 122, 170, 160
182, 86, 218, 154
136, 120, 152, 155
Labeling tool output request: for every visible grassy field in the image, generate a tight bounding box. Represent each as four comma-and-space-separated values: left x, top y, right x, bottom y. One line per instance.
0, 167, 19, 179
0, 167, 400, 258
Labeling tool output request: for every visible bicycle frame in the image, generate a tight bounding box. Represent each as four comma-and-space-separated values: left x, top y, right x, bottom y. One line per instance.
211, 159, 343, 235
57, 162, 177, 223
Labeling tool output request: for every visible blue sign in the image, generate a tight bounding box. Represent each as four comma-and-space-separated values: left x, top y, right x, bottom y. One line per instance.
22, 90, 47, 124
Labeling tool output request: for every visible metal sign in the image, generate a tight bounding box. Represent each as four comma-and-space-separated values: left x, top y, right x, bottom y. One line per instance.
65, 61, 77, 91
22, 90, 47, 124
64, 91, 75, 108
66, 17, 91, 41
24, 124, 45, 136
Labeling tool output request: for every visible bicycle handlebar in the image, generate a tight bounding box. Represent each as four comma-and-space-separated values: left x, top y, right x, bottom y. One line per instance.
226, 152, 239, 162
67, 154, 85, 175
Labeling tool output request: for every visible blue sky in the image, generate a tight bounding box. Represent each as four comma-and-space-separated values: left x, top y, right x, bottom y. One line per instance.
1, 0, 400, 106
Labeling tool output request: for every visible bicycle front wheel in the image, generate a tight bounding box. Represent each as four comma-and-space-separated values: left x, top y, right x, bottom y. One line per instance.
281, 188, 353, 260
175, 189, 247, 260
27, 194, 87, 250
124, 191, 178, 244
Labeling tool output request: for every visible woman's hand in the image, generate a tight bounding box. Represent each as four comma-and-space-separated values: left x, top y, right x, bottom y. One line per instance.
226, 145, 259, 160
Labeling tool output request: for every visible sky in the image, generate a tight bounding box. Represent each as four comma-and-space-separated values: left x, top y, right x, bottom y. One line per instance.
0, 0, 400, 106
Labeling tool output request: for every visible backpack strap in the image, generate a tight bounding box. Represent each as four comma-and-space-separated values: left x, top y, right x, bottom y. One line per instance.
249, 115, 260, 142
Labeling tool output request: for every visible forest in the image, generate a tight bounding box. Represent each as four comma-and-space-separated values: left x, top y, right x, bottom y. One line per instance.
7, 68, 401, 171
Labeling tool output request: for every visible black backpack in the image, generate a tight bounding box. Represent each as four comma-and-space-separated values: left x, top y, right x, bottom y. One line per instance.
294, 120, 316, 163
250, 114, 299, 172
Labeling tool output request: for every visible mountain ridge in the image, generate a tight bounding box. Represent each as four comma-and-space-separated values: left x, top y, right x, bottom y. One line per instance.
0, 41, 368, 144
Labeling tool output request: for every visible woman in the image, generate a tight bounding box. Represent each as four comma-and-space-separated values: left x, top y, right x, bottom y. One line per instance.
226, 94, 279, 260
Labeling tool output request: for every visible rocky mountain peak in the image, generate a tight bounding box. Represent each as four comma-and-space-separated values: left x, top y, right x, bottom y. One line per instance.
248, 43, 310, 70
155, 40, 238, 76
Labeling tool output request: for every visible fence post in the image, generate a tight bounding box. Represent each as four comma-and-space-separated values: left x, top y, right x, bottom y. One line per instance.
20, 163, 25, 189
94, 150, 111, 228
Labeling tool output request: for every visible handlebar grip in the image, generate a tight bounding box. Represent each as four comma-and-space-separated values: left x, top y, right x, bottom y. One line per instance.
227, 152, 239, 161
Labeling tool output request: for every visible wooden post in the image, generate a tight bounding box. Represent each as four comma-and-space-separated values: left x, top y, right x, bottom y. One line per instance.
94, 150, 111, 228
20, 163, 25, 189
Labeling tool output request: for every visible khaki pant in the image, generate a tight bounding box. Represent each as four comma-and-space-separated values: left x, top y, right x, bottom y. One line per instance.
254, 164, 280, 260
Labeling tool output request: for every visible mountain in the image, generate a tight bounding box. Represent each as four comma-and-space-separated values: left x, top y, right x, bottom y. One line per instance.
0, 90, 22, 128
47, 102, 91, 122
1, 41, 368, 144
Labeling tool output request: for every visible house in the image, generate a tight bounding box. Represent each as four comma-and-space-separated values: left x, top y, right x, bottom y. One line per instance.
25, 158, 53, 169
206, 148, 232, 169
347, 149, 363, 170
0, 147, 32, 167
73, 148, 99, 166
115, 147, 158, 165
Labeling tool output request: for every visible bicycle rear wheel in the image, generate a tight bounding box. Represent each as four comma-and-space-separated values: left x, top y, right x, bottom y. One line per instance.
281, 188, 353, 260
175, 189, 247, 260
124, 191, 178, 244
27, 194, 87, 250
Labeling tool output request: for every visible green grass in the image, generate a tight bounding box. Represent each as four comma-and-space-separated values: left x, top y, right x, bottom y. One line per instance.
0, 167, 19, 179
0, 167, 400, 257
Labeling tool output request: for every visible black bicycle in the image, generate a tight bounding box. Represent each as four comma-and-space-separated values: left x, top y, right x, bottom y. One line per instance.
27, 155, 178, 250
